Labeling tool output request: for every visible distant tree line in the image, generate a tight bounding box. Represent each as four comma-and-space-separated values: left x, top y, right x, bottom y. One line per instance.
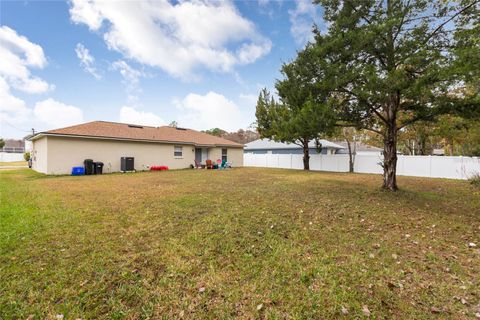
203, 128, 260, 145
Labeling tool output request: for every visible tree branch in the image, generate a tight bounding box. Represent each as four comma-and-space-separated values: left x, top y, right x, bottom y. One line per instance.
424, 1, 479, 45
397, 113, 436, 131
334, 123, 382, 135
343, 0, 390, 68
392, 0, 411, 44
339, 87, 389, 124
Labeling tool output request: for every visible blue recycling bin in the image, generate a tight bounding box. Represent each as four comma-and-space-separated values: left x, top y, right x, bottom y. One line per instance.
71, 166, 85, 176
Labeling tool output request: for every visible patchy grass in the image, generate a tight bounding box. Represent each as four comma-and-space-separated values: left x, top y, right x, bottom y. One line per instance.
0, 161, 27, 167
1, 168, 479, 319
470, 173, 480, 188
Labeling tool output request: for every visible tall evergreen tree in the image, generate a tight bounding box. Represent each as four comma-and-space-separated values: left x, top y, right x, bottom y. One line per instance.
256, 50, 336, 170
311, 0, 480, 190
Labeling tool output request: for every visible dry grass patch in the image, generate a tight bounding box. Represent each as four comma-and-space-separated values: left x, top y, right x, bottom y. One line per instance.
0, 161, 27, 167
1, 168, 479, 319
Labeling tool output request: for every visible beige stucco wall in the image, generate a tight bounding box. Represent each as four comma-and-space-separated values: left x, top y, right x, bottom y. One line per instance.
206, 147, 243, 167
31, 136, 48, 174
32, 136, 243, 175
207, 147, 243, 166
229, 147, 244, 166
207, 147, 222, 163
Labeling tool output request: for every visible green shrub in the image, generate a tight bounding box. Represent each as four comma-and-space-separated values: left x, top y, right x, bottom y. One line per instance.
23, 152, 30, 161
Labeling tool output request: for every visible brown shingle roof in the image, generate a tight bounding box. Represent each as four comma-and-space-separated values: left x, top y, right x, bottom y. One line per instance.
33, 121, 243, 147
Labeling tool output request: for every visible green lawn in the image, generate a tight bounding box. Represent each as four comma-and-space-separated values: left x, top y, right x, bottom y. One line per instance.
1, 168, 479, 319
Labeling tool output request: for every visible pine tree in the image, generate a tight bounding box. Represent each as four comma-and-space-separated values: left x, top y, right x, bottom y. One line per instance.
255, 50, 336, 170
312, 0, 480, 190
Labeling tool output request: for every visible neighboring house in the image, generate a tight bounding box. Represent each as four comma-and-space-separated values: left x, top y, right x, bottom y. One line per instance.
1, 139, 25, 153
28, 121, 244, 175
244, 138, 344, 155
0, 139, 26, 162
334, 141, 383, 156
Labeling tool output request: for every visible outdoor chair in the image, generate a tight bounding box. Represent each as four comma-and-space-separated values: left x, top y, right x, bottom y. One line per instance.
220, 159, 228, 169
194, 159, 201, 169
206, 159, 213, 169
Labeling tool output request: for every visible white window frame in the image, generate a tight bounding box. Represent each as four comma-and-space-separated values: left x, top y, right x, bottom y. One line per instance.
222, 148, 227, 162
174, 146, 183, 158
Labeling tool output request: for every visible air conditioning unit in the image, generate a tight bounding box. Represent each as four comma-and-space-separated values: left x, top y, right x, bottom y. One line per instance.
121, 157, 134, 172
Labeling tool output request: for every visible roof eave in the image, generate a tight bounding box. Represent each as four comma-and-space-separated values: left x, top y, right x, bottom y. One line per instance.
29, 132, 243, 147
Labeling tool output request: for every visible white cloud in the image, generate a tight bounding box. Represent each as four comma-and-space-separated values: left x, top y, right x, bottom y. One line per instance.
69, 0, 104, 31
0, 77, 85, 137
69, 0, 271, 78
0, 77, 32, 126
75, 43, 101, 79
289, 0, 318, 45
119, 106, 165, 127
33, 98, 84, 128
112, 60, 145, 104
112, 60, 143, 86
237, 41, 272, 64
0, 27, 83, 138
174, 91, 243, 131
0, 26, 53, 93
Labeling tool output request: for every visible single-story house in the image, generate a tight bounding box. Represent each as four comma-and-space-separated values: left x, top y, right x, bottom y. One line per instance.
1, 139, 25, 153
0, 139, 27, 162
28, 121, 244, 175
244, 138, 344, 155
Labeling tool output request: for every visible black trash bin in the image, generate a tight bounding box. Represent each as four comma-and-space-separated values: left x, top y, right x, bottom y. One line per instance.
84, 159, 94, 175
93, 162, 104, 174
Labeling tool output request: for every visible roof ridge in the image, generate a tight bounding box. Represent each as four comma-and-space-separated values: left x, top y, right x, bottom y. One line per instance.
35, 120, 243, 147
95, 120, 166, 129
92, 120, 201, 132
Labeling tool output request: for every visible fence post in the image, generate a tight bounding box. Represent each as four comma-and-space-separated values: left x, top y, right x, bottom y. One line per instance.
429, 155, 432, 177
460, 156, 464, 179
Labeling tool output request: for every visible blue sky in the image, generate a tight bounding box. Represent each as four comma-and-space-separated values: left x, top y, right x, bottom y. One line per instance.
1, 0, 323, 139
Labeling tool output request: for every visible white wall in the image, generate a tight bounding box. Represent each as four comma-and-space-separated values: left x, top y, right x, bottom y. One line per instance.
32, 136, 48, 173
24, 140, 33, 152
0, 152, 25, 162
244, 153, 480, 180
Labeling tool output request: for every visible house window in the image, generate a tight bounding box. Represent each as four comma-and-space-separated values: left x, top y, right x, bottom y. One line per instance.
174, 146, 183, 157
222, 148, 227, 162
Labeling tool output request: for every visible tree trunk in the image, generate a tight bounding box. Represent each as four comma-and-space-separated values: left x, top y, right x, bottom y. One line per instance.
346, 138, 354, 173
418, 136, 426, 155
383, 122, 398, 191
302, 139, 310, 170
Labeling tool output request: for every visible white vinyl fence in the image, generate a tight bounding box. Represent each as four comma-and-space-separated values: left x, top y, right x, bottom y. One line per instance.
0, 152, 25, 162
244, 153, 480, 180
